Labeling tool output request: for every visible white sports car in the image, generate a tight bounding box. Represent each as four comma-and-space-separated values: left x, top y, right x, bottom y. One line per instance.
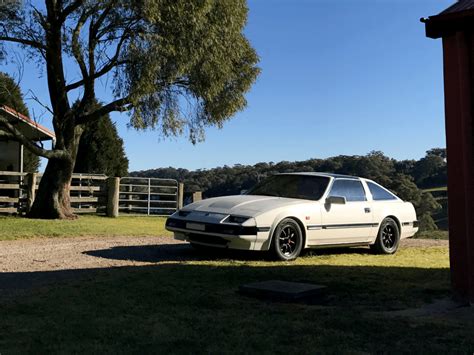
165, 173, 418, 260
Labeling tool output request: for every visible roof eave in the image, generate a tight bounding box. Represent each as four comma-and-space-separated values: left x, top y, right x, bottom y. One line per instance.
423, 9, 474, 39
0, 105, 55, 141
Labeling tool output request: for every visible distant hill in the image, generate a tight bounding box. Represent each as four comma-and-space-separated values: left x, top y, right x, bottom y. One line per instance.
131, 149, 447, 196
131, 149, 448, 231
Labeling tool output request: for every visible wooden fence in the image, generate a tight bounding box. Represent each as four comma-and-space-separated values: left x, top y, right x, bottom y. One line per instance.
69, 174, 108, 214
0, 172, 108, 215
0, 171, 24, 214
0, 171, 186, 217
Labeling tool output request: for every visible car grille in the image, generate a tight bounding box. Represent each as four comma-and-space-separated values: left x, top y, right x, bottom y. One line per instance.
166, 217, 257, 236
188, 233, 229, 246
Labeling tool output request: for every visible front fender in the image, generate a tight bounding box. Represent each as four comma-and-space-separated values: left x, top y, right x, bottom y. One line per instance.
255, 207, 310, 251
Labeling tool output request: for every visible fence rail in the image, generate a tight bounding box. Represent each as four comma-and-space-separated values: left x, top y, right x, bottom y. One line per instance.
0, 172, 108, 215
0, 171, 185, 217
119, 177, 179, 216
69, 174, 108, 214
0, 172, 25, 214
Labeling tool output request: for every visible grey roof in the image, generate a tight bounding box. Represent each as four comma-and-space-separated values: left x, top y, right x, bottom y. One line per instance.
279, 172, 360, 179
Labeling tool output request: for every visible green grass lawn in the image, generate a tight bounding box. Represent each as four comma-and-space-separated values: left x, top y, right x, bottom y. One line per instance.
0, 215, 171, 240
0, 215, 449, 241
0, 245, 472, 353
423, 186, 447, 193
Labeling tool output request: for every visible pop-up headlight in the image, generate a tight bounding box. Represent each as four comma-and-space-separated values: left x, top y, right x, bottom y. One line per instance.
227, 215, 250, 224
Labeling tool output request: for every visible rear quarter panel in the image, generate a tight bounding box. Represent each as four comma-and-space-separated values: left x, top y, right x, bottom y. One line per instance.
371, 200, 418, 241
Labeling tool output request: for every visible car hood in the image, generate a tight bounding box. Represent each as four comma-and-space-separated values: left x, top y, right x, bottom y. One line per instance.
184, 195, 308, 217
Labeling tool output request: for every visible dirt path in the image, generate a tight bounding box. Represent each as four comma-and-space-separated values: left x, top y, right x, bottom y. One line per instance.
0, 237, 448, 294
0, 236, 187, 273
0, 236, 448, 273
399, 238, 448, 248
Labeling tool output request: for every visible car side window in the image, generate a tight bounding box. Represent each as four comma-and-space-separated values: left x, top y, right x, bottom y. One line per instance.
367, 181, 397, 201
329, 179, 366, 202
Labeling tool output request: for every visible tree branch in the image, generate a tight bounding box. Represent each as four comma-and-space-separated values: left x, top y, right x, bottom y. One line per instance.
67, 18, 134, 91
0, 130, 14, 140
0, 36, 45, 50
66, 44, 128, 91
60, 0, 85, 22
76, 96, 131, 125
0, 116, 66, 159
71, 9, 90, 81
66, 61, 127, 91
90, 2, 114, 40
31, 5, 48, 29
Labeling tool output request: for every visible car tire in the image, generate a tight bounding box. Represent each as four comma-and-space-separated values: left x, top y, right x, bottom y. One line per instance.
271, 218, 303, 261
371, 217, 400, 254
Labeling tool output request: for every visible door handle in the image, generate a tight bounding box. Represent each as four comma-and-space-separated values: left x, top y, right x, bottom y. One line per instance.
364, 207, 371, 213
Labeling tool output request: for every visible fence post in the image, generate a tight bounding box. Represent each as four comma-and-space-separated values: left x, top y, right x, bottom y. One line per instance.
178, 183, 184, 209
25, 172, 37, 214
192, 191, 202, 203
147, 178, 151, 215
107, 177, 120, 217
127, 183, 132, 212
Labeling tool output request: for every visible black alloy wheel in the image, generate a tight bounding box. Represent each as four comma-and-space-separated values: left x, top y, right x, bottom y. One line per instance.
272, 218, 303, 261
382, 224, 396, 249
371, 217, 400, 254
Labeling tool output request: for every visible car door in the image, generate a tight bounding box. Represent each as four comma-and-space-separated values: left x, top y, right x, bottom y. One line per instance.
317, 178, 374, 245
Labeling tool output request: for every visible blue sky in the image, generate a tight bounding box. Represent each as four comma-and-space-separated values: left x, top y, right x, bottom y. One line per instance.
6, 0, 453, 171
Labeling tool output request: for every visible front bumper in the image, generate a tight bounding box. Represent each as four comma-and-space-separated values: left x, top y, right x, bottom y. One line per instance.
165, 217, 269, 250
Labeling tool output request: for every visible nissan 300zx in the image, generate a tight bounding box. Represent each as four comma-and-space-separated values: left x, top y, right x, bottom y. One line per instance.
165, 173, 418, 260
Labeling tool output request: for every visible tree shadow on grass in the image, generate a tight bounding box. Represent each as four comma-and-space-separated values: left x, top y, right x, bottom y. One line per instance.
82, 243, 373, 264
84, 243, 200, 263
83, 243, 269, 263
0, 262, 467, 354
304, 246, 372, 256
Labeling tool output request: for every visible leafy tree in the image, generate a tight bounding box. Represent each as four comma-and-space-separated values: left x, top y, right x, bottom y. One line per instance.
23, 149, 41, 173
426, 148, 446, 159
413, 148, 447, 188
394, 159, 416, 176
417, 192, 442, 231
0, 72, 40, 172
0, 72, 29, 114
417, 213, 438, 232
388, 173, 441, 231
0, 0, 259, 219
74, 108, 128, 177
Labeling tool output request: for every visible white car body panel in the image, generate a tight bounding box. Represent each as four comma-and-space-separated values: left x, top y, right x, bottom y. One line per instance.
165, 173, 419, 252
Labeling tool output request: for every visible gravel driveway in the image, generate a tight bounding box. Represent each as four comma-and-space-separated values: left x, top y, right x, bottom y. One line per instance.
0, 236, 186, 273
0, 236, 448, 294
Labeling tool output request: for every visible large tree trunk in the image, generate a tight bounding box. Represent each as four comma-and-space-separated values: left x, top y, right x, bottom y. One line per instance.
28, 125, 83, 220
28, 157, 77, 219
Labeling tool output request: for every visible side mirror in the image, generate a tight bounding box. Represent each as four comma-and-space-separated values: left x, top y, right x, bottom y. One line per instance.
326, 195, 346, 205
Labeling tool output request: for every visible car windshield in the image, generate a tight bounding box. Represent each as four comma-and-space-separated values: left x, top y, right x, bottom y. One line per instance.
247, 175, 330, 201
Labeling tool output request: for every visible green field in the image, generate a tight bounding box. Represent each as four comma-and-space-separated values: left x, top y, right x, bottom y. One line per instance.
0, 215, 171, 240
423, 186, 448, 193
0, 215, 449, 241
